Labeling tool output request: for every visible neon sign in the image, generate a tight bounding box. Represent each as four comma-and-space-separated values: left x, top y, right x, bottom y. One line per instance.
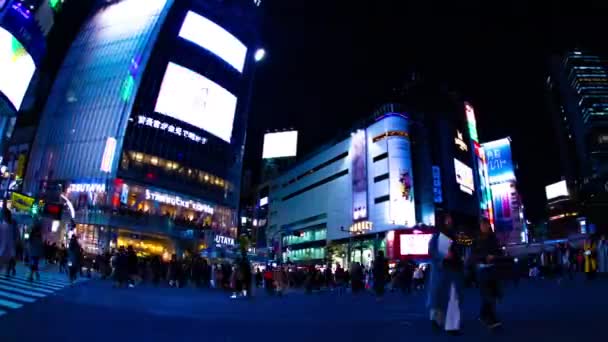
135, 115, 208, 144
455, 130, 468, 152
214, 235, 235, 246
67, 183, 106, 193
465, 102, 479, 142
145, 189, 214, 214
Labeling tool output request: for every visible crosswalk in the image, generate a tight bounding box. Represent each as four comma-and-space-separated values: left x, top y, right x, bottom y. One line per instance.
0, 270, 87, 318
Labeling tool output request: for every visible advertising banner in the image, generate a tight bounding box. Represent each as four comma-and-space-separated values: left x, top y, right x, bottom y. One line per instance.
351, 130, 368, 221
491, 181, 524, 242
483, 138, 515, 184
388, 133, 415, 226
11, 191, 34, 212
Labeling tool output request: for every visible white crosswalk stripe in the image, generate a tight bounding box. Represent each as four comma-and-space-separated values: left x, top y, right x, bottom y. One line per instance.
0, 271, 88, 319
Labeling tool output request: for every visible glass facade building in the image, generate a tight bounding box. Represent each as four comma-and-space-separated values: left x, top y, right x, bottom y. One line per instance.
23, 0, 260, 254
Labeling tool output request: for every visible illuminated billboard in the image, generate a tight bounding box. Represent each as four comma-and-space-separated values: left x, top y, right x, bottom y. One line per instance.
154, 62, 237, 142
262, 131, 298, 159
454, 158, 474, 195
179, 11, 247, 73
546, 180, 569, 200
0, 27, 35, 111
351, 129, 368, 220
388, 131, 416, 226
482, 138, 515, 184
399, 233, 432, 256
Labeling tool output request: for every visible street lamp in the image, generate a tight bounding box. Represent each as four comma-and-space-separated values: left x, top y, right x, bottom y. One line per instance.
254, 48, 266, 62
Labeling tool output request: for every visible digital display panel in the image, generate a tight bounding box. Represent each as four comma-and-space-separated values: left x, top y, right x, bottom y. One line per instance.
154, 62, 237, 142
482, 138, 515, 184
179, 11, 247, 73
400, 234, 432, 256
546, 180, 569, 200
454, 158, 474, 194
262, 131, 298, 159
0, 27, 35, 111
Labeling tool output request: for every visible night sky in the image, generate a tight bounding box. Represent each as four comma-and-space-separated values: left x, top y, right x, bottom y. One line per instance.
245, 1, 607, 221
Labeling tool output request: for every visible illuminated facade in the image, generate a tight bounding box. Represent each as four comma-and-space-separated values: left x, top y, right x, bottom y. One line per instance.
23, 0, 260, 253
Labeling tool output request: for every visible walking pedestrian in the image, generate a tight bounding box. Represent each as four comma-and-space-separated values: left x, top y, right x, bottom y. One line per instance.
583, 238, 598, 280
471, 218, 503, 329
597, 235, 608, 274
427, 214, 465, 335
0, 208, 18, 276
28, 223, 44, 281
67, 235, 82, 284
372, 250, 388, 300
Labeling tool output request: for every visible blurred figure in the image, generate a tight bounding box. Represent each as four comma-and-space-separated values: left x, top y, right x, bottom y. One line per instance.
0, 208, 18, 277
126, 246, 138, 288
168, 254, 181, 288
67, 235, 82, 284
471, 218, 502, 329
427, 214, 464, 335
28, 223, 44, 281
350, 262, 364, 294
597, 235, 608, 274
372, 250, 388, 300
58, 244, 68, 274
584, 238, 597, 280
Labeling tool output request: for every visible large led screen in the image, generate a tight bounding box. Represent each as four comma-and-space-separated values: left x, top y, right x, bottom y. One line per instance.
262, 131, 298, 159
154, 62, 237, 142
400, 233, 432, 256
0, 27, 35, 111
454, 158, 474, 195
546, 180, 569, 200
179, 11, 247, 73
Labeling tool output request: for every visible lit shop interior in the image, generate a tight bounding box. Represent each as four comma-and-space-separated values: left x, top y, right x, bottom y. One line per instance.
64, 182, 237, 237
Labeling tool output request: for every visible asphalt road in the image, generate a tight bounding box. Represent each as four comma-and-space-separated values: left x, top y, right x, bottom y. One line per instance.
0, 270, 607, 342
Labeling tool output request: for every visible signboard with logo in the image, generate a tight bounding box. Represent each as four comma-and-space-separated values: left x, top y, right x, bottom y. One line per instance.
432, 166, 442, 203
11, 191, 34, 212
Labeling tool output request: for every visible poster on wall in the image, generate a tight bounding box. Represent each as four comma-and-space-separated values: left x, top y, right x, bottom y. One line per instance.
388, 133, 415, 226
351, 130, 368, 220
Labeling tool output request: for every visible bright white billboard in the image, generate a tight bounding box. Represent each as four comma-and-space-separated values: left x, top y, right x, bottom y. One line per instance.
154, 62, 237, 142
454, 158, 474, 195
400, 234, 432, 256
0, 27, 35, 111
262, 131, 298, 159
179, 11, 247, 73
546, 180, 569, 200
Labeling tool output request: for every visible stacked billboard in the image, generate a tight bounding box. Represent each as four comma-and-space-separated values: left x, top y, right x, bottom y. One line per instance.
482, 138, 526, 244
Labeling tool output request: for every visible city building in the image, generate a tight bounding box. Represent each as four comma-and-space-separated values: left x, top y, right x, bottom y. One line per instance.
546, 49, 608, 231
22, 0, 261, 257
263, 102, 486, 266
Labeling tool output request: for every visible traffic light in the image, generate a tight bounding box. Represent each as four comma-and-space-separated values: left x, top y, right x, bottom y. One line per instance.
31, 203, 39, 216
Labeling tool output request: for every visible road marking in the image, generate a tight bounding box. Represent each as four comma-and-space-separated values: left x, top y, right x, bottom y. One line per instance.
0, 279, 55, 294
0, 284, 46, 298
0, 275, 66, 289
0, 298, 23, 309
0, 276, 63, 290
0, 290, 36, 303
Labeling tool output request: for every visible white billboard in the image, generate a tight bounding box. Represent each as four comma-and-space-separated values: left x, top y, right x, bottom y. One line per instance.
179, 11, 247, 73
154, 62, 237, 142
0, 27, 35, 111
454, 158, 474, 195
546, 180, 569, 200
262, 131, 298, 159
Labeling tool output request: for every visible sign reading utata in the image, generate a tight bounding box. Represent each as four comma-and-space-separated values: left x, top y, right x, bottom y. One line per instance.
145, 189, 214, 214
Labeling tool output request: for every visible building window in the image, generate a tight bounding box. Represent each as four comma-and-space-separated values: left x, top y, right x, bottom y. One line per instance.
373, 152, 388, 163
374, 195, 390, 204
282, 152, 348, 187
374, 173, 389, 183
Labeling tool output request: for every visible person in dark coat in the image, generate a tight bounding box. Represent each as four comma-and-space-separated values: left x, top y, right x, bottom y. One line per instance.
471, 218, 503, 328
28, 223, 44, 281
126, 246, 138, 287
372, 250, 389, 299
67, 235, 82, 283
